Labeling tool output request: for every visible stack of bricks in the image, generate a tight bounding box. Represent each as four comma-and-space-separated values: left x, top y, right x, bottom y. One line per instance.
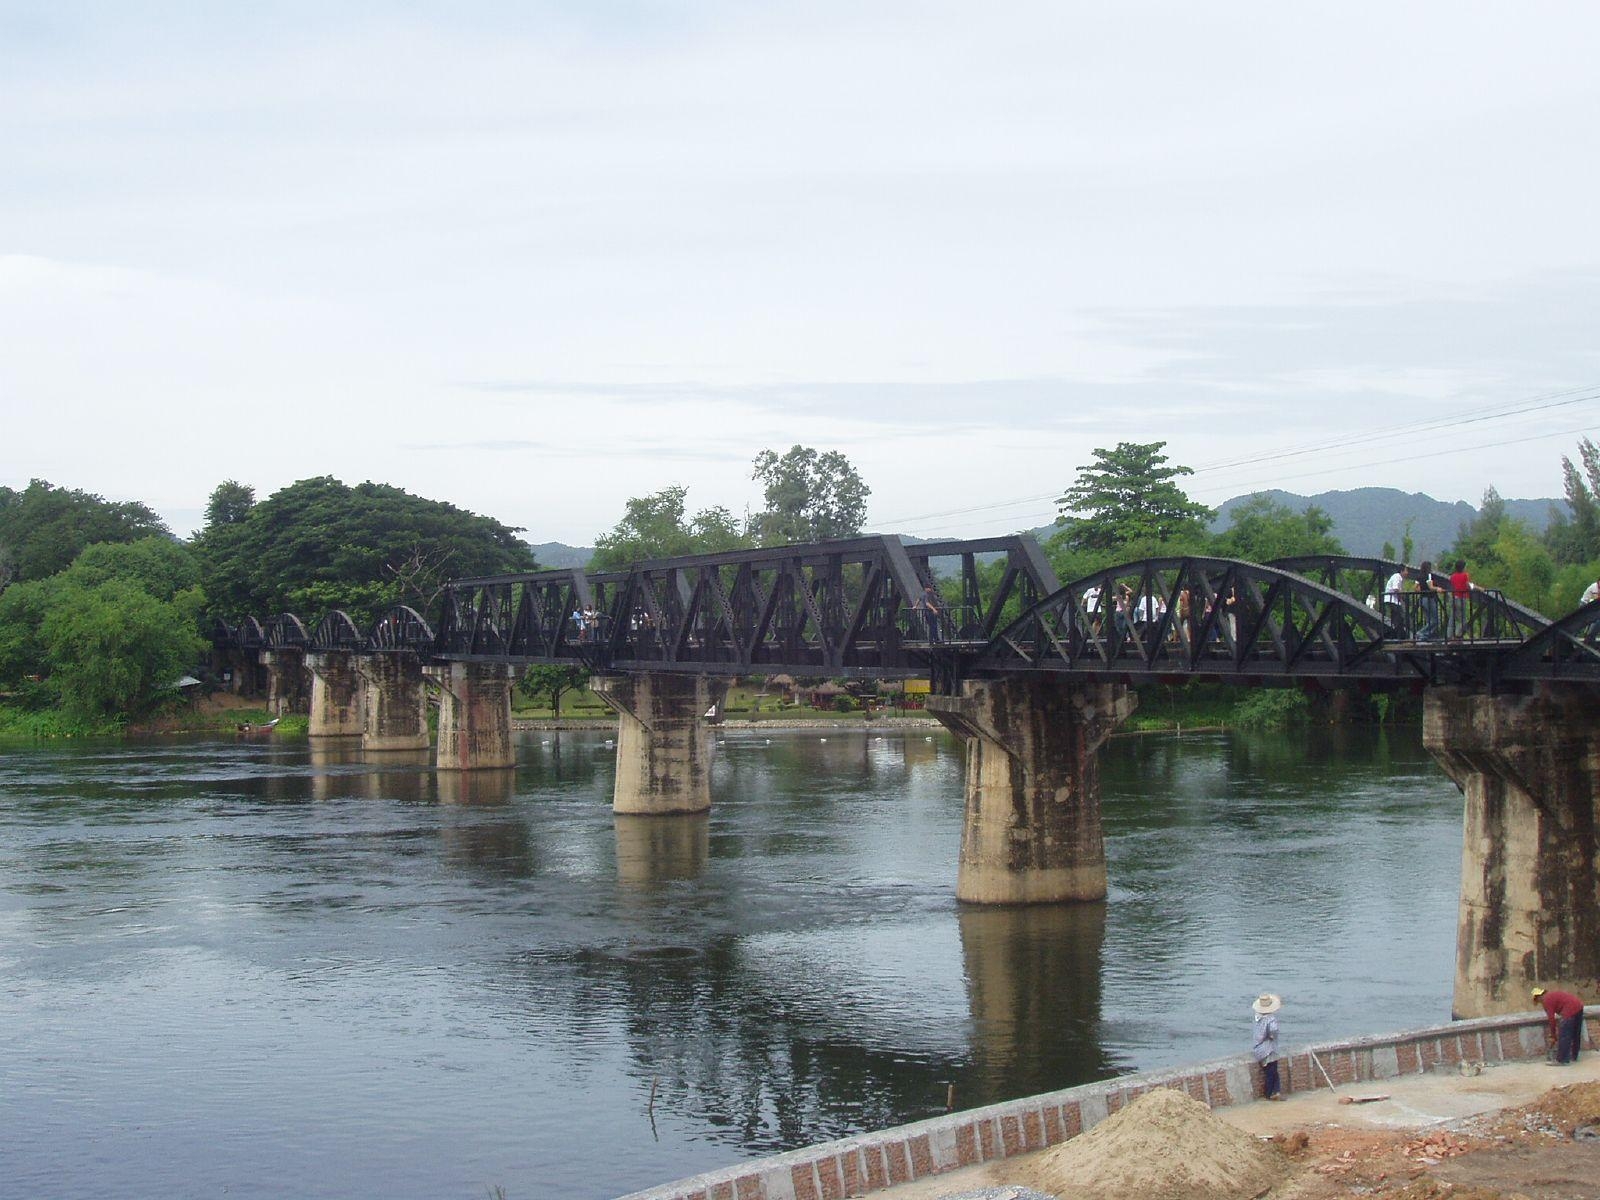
618, 1007, 1598, 1200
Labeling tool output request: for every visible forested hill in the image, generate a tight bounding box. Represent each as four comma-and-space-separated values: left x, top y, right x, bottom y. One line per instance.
1209, 488, 1566, 560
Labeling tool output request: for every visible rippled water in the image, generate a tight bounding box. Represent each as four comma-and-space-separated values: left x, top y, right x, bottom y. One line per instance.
0, 726, 1462, 1198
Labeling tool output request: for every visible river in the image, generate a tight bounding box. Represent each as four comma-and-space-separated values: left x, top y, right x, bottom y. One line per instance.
0, 725, 1461, 1199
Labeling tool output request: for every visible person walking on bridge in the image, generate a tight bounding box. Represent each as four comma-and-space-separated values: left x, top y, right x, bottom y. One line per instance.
1251, 993, 1284, 1100
1533, 987, 1586, 1064
1384, 565, 1410, 636
917, 584, 943, 644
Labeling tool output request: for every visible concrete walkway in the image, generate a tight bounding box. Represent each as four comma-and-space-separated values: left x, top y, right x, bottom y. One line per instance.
869, 1056, 1600, 1200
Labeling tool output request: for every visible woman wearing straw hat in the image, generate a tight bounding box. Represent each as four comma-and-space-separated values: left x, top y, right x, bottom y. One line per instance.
1251, 993, 1284, 1100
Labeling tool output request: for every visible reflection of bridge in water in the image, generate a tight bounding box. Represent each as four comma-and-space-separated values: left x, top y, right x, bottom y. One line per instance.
212, 535, 1600, 1020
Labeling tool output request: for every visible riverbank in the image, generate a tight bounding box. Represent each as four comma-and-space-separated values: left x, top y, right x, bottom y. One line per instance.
617, 1008, 1600, 1200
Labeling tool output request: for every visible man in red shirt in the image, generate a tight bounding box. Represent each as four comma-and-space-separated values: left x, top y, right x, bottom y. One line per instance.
1532, 987, 1586, 1063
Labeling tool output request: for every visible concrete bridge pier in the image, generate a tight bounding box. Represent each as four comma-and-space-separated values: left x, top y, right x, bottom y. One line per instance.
591, 673, 728, 815
358, 653, 431, 752
1425, 684, 1600, 1018
429, 661, 516, 771
927, 677, 1136, 904
306, 651, 363, 738
261, 649, 309, 717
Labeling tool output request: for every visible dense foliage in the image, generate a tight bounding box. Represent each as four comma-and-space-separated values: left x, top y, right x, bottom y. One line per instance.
1054, 441, 1214, 555
589, 486, 749, 571
751, 445, 870, 544
195, 476, 537, 622
0, 479, 169, 586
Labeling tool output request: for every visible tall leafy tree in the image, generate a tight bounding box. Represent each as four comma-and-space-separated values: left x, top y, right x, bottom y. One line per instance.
1544, 437, 1600, 566
1053, 441, 1213, 555
202, 480, 256, 530
589, 486, 749, 571
196, 477, 537, 621
751, 445, 870, 545
0, 479, 169, 584
1211, 495, 1344, 562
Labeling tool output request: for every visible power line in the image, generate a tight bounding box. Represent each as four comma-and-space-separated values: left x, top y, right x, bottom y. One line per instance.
875, 382, 1600, 531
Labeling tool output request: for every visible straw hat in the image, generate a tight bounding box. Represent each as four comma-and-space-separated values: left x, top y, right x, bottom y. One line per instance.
1252, 993, 1283, 1015
1531, 987, 1546, 999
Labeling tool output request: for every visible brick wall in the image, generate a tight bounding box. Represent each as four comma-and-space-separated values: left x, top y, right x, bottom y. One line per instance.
615, 1006, 1598, 1200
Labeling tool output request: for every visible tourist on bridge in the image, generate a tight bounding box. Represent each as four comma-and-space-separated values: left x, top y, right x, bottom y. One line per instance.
1416, 561, 1442, 641
1581, 575, 1600, 640
1448, 561, 1472, 642
918, 584, 943, 644
1384, 565, 1410, 636
1251, 993, 1284, 1100
1532, 986, 1586, 1064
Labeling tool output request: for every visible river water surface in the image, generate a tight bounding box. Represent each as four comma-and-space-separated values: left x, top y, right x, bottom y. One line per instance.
0, 726, 1462, 1199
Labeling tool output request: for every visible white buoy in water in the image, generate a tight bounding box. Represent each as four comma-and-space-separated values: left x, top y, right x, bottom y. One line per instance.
925, 736, 934, 742
820, 737, 827, 743
604, 739, 615, 748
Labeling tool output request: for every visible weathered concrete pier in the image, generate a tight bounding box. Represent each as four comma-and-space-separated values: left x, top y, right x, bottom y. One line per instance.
1425, 683, 1600, 1018
927, 678, 1136, 904
592, 673, 728, 814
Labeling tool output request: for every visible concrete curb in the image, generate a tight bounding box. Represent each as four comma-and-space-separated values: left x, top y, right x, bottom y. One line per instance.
616, 1007, 1600, 1200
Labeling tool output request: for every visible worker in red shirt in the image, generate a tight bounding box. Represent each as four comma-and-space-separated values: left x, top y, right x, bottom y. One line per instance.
1532, 986, 1586, 1063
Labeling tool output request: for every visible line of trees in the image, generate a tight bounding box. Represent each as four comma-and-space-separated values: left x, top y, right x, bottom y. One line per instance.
3, 436, 1592, 731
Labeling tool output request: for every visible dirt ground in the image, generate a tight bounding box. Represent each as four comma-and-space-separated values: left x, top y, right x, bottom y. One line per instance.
876, 1057, 1600, 1200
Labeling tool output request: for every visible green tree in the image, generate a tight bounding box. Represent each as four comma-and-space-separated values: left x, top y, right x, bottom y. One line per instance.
39, 578, 206, 721
0, 479, 169, 583
63, 537, 202, 602
202, 480, 256, 530
196, 477, 537, 622
1544, 437, 1600, 565
589, 486, 750, 571
1210, 495, 1344, 562
517, 664, 592, 716
751, 445, 870, 545
1053, 441, 1213, 555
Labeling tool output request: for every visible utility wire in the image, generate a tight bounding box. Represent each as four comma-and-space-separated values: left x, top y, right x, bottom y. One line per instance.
875, 383, 1600, 530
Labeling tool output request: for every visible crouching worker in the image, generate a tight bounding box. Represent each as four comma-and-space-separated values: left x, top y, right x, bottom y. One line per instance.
1533, 986, 1586, 1064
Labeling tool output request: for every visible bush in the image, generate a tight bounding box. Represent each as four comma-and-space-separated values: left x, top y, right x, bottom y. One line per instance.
1231, 689, 1310, 730
833, 695, 855, 713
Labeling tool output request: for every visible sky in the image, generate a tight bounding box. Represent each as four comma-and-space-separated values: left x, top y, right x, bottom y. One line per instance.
4, 1, 1600, 545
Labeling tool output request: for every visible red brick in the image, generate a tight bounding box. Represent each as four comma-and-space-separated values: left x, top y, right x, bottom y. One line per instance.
685, 1191, 707, 1200
816, 1157, 843, 1200
909, 1135, 934, 1178
977, 1120, 999, 1161
885, 1142, 910, 1185
956, 1123, 979, 1166
1397, 1043, 1420, 1073
1042, 1107, 1063, 1145
735, 1176, 764, 1200
1206, 1069, 1231, 1105
1184, 1074, 1207, 1102
837, 1151, 862, 1198
711, 1183, 735, 1200
1107, 1091, 1124, 1114
862, 1148, 887, 1191
1440, 1036, 1462, 1065
1061, 1101, 1082, 1137
1000, 1116, 1022, 1156
1496, 1029, 1516, 1060
1419, 1040, 1440, 1069
791, 1165, 819, 1200
1022, 1109, 1044, 1151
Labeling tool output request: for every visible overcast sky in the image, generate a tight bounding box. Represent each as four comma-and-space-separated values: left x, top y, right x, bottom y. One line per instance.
4, 2, 1599, 544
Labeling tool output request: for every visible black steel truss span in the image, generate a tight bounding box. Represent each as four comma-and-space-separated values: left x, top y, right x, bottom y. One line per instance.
1495, 598, 1600, 681
434, 534, 1059, 677
1270, 555, 1550, 642
970, 557, 1407, 681
209, 536, 1598, 690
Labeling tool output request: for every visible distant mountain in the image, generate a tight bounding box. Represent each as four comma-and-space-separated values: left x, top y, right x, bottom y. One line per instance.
1210, 488, 1567, 560
528, 541, 592, 569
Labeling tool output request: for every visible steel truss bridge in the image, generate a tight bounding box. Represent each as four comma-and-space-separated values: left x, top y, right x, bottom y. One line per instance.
211, 536, 1600, 691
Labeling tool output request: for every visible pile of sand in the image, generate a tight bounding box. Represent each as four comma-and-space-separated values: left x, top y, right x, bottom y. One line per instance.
1006, 1087, 1288, 1200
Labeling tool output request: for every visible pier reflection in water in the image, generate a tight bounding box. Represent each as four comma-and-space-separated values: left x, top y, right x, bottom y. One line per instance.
0, 726, 1461, 1200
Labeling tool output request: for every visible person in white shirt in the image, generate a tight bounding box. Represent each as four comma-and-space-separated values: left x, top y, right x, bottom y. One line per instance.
1384, 566, 1410, 636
